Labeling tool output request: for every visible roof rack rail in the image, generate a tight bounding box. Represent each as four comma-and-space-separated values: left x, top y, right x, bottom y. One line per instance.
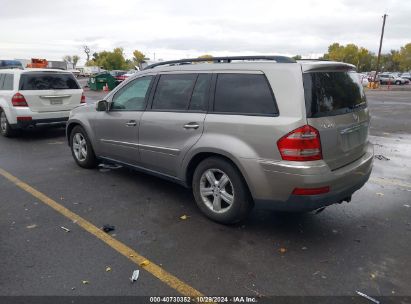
143, 55, 296, 70
297, 58, 329, 61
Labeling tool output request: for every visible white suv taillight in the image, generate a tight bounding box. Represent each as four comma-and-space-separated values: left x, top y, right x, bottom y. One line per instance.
81, 92, 86, 103
277, 125, 322, 161
11, 93, 28, 107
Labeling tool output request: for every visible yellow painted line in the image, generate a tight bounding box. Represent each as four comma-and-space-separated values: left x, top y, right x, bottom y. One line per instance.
0, 167, 203, 297
370, 177, 411, 189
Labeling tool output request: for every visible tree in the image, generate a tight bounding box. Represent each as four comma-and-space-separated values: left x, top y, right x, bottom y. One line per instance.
197, 54, 213, 63
399, 43, 411, 71
132, 50, 146, 67
323, 43, 373, 72
72, 55, 80, 68
63, 55, 72, 63
381, 50, 401, 72
85, 48, 128, 70
292, 55, 302, 60
83, 45, 91, 62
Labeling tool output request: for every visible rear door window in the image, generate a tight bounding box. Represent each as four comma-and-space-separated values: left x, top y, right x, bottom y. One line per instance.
189, 74, 211, 111
152, 74, 197, 111
3, 74, 13, 90
214, 73, 277, 116
303, 71, 367, 118
19, 72, 80, 90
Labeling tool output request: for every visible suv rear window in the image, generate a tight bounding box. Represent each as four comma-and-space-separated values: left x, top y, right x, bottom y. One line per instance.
19, 72, 80, 90
303, 71, 366, 118
214, 74, 277, 116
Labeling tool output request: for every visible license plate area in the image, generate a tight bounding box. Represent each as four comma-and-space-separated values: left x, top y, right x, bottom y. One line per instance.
50, 98, 63, 105
340, 123, 368, 151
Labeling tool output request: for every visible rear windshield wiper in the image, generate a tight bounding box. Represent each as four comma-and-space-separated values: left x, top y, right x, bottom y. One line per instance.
349, 102, 366, 109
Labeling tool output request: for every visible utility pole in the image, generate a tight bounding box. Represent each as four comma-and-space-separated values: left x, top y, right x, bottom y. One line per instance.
373, 14, 388, 82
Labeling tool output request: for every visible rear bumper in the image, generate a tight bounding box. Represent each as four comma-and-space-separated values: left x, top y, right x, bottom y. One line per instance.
11, 117, 68, 129
6, 107, 71, 128
242, 143, 374, 211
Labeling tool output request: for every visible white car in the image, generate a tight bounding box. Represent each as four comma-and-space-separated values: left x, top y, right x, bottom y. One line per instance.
0, 69, 85, 137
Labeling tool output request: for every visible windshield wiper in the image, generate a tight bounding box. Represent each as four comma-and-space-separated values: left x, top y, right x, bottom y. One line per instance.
349, 102, 366, 109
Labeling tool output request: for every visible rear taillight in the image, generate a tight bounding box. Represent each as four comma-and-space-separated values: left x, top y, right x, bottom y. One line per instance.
12, 93, 28, 107
277, 125, 322, 161
81, 92, 86, 103
292, 186, 330, 195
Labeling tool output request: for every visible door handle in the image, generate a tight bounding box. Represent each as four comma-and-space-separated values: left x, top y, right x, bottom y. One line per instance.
183, 122, 199, 129
126, 120, 137, 127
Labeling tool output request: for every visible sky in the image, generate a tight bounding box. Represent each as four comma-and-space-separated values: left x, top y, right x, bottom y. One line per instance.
1, 0, 410, 65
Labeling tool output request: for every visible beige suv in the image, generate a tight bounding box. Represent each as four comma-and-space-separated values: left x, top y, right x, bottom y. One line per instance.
66, 56, 373, 224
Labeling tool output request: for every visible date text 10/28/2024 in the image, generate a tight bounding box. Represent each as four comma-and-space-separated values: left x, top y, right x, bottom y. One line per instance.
149, 296, 258, 303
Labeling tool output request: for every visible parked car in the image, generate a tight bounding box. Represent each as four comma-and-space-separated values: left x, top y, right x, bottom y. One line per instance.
66, 56, 373, 224
109, 70, 127, 83
378, 73, 409, 85
400, 72, 411, 81
0, 60, 23, 70
358, 73, 369, 86
0, 69, 85, 137
122, 69, 137, 79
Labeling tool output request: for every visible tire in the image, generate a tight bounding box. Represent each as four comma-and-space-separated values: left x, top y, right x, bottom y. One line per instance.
69, 125, 97, 168
0, 109, 16, 137
192, 157, 254, 224
395, 81, 401, 85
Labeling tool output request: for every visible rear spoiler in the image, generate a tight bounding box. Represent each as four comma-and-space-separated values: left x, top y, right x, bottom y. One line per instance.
298, 61, 356, 73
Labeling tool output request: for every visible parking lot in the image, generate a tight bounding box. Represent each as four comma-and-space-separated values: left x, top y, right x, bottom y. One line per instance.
0, 88, 410, 301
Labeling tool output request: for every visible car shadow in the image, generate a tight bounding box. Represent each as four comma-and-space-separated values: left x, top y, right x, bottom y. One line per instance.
100, 166, 338, 240
11, 124, 66, 140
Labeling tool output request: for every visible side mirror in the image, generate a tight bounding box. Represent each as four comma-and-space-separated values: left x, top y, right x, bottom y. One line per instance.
96, 100, 109, 112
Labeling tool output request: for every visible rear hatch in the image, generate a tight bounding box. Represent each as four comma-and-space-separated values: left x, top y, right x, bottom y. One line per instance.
19, 71, 82, 112
302, 66, 370, 170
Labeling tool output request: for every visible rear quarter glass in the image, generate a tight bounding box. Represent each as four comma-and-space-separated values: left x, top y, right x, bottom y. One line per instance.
303, 71, 367, 118
19, 72, 80, 90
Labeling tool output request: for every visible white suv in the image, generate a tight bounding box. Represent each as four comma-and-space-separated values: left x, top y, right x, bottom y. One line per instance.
0, 69, 84, 137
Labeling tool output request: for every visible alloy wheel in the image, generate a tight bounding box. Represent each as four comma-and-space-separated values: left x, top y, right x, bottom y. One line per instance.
199, 168, 234, 213
72, 133, 87, 161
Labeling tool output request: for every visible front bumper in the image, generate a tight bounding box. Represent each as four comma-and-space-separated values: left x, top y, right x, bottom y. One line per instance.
241, 143, 374, 212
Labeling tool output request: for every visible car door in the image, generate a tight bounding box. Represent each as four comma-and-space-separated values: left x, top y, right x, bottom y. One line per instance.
139, 73, 211, 177
94, 75, 154, 165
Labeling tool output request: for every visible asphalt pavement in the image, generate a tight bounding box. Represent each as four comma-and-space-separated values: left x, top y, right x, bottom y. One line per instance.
0, 88, 410, 301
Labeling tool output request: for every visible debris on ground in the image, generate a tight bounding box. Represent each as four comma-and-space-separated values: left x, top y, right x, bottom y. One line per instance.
301, 246, 308, 250
71, 287, 75, 290
180, 215, 189, 220
404, 204, 410, 208
355, 291, 380, 304
82, 280, 89, 285
376, 193, 384, 196
60, 226, 70, 232
130, 270, 140, 282
374, 154, 390, 161
140, 260, 150, 267
102, 224, 115, 233
106, 266, 112, 272
279, 247, 287, 254
98, 163, 123, 172
26, 224, 37, 229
